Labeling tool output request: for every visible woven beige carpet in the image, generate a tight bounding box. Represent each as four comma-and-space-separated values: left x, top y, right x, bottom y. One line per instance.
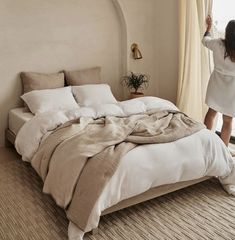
0, 148, 235, 240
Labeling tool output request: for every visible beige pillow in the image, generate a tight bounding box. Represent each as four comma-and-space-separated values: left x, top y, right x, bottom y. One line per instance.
21, 71, 65, 93
64, 67, 101, 86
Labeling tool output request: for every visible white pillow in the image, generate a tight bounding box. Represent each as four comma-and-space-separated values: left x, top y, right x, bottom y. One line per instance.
21, 86, 79, 114
72, 84, 117, 107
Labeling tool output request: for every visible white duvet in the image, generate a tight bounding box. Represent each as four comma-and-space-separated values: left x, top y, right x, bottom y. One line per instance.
15, 97, 235, 240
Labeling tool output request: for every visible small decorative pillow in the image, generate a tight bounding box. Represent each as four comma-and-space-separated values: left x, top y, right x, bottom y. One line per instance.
64, 67, 101, 86
72, 84, 117, 107
21, 87, 78, 114
21, 71, 65, 93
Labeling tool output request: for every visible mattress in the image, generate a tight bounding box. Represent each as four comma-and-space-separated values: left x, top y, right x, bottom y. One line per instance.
9, 108, 34, 135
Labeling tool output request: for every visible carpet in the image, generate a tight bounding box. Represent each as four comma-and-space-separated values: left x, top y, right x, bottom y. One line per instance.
0, 148, 235, 240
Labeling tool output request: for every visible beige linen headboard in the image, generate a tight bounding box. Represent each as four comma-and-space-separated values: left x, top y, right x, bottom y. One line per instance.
0, 0, 127, 146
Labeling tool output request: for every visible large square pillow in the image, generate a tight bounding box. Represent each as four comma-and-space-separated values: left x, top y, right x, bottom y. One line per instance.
21, 71, 65, 93
72, 84, 117, 107
64, 67, 101, 86
21, 86, 78, 114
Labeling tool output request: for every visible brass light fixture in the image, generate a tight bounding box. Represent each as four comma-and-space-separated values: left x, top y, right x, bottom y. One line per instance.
131, 43, 143, 60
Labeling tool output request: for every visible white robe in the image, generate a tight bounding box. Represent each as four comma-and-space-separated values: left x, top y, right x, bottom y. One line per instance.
202, 36, 235, 117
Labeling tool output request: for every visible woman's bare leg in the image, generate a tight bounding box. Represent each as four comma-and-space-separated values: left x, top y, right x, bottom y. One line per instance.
221, 115, 233, 146
204, 108, 217, 130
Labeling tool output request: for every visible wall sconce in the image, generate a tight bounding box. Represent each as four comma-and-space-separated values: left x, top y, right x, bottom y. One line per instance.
131, 43, 143, 60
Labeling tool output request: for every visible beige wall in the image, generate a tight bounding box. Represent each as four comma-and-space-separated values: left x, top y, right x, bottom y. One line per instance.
0, 0, 124, 146
0, 0, 179, 147
119, 0, 179, 101
156, 0, 179, 103
119, 0, 159, 97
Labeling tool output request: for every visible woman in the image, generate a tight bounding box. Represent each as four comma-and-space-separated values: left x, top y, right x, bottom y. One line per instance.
203, 16, 235, 149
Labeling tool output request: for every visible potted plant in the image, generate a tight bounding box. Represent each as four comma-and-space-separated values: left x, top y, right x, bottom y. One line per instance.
122, 72, 149, 99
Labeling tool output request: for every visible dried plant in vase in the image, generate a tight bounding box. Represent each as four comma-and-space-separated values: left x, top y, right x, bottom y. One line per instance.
122, 72, 149, 99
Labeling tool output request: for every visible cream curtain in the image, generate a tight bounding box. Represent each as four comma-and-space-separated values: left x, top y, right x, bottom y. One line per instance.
177, 0, 213, 122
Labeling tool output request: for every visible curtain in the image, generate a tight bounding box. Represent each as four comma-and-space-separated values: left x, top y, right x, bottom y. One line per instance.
177, 0, 213, 122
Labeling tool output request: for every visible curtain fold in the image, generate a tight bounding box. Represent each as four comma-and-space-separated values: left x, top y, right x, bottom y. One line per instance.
177, 0, 213, 121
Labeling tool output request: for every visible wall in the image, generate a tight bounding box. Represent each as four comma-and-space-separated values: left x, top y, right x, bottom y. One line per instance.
0, 0, 179, 147
118, 0, 159, 97
119, 0, 179, 102
156, 0, 179, 103
0, 0, 124, 146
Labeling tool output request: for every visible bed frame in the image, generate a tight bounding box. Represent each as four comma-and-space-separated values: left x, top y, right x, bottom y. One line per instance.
5, 128, 211, 235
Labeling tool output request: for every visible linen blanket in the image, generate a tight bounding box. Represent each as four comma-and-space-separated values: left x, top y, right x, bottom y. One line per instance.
30, 110, 205, 232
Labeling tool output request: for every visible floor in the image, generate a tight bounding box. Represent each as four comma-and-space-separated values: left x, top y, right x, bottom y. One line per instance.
1, 147, 235, 240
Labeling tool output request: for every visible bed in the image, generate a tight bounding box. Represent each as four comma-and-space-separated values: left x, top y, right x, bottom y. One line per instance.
6, 109, 210, 232
6, 88, 235, 240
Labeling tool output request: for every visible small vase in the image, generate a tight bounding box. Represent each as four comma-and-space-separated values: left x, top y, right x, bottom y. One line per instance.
130, 92, 144, 99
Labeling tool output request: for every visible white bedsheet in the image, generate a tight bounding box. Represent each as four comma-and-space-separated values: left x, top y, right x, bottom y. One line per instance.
14, 97, 235, 240
9, 108, 33, 135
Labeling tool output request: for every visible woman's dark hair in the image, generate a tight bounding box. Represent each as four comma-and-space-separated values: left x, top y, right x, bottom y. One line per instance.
224, 20, 235, 62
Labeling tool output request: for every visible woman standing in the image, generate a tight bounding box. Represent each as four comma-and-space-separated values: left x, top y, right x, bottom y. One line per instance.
203, 16, 235, 149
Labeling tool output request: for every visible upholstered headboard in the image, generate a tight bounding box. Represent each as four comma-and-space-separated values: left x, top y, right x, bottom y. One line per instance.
0, 0, 127, 146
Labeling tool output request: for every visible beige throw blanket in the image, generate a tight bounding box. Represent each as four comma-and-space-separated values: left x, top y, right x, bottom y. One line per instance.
31, 110, 205, 231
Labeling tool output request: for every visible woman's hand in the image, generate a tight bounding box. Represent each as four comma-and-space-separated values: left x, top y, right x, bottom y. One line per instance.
206, 15, 212, 31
